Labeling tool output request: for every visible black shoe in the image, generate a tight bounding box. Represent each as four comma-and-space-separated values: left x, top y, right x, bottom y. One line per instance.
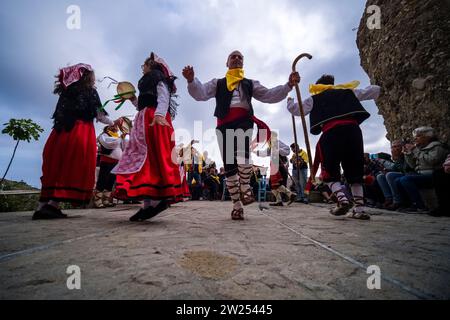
129, 208, 146, 221
427, 208, 450, 217
47, 204, 67, 218
269, 202, 284, 207
32, 204, 66, 220
129, 201, 169, 221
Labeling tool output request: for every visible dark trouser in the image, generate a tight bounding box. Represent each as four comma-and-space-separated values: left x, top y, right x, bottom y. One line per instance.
216, 118, 254, 178
398, 173, 433, 209
432, 169, 450, 211
96, 162, 117, 191
188, 171, 201, 186
319, 124, 364, 184
364, 179, 385, 204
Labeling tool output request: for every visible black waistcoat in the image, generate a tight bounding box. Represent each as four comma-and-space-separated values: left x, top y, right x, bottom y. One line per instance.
52, 87, 101, 132
310, 89, 370, 135
137, 69, 166, 111
214, 78, 254, 119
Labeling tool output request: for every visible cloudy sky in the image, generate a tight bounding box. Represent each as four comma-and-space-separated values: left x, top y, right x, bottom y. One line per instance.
0, 0, 389, 187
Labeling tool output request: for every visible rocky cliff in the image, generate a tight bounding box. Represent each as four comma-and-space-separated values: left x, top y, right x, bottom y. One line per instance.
357, 0, 450, 145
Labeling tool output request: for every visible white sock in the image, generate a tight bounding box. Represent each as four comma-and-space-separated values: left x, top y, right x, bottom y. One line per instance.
272, 189, 282, 202
238, 164, 253, 194
279, 185, 293, 197
327, 182, 349, 204
226, 174, 243, 210
350, 183, 364, 212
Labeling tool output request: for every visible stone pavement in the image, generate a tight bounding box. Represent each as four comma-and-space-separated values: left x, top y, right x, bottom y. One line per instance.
0, 201, 449, 300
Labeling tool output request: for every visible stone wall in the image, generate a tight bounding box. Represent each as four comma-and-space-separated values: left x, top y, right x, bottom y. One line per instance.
357, 0, 450, 145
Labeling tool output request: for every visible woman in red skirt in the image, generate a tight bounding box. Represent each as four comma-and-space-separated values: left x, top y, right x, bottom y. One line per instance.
33, 64, 115, 220
112, 53, 183, 221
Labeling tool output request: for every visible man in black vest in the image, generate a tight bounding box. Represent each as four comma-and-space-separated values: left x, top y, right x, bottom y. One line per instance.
183, 50, 299, 220
287, 74, 380, 220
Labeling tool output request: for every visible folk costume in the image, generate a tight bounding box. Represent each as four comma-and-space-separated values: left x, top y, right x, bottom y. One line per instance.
257, 137, 297, 206
187, 57, 293, 220
177, 144, 192, 200
34, 63, 114, 220
112, 53, 182, 221
94, 127, 126, 208
288, 80, 380, 219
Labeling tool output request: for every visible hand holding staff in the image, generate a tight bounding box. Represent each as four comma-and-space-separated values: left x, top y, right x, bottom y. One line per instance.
291, 53, 313, 184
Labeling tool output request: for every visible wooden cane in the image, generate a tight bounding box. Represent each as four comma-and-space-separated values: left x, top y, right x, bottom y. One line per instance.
291, 53, 313, 182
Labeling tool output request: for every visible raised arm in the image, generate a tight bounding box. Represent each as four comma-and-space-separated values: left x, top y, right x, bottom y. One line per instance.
183, 65, 218, 101
252, 71, 299, 103
353, 85, 381, 101
278, 140, 291, 157
187, 78, 218, 101
252, 81, 292, 103
286, 96, 314, 117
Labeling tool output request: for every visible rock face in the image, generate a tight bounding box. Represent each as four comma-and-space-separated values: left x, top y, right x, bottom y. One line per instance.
357, 0, 450, 145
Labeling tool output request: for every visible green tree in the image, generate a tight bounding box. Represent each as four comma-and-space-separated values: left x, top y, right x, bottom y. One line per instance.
1, 119, 44, 186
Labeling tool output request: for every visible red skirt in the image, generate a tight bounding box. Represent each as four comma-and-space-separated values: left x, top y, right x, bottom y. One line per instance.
270, 172, 283, 190
181, 174, 191, 198
40, 120, 96, 204
114, 107, 183, 201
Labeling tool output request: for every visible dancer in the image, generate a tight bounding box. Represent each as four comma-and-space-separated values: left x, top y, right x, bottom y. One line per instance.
256, 132, 297, 206
113, 52, 182, 221
93, 124, 126, 208
183, 50, 299, 220
34, 63, 115, 220
287, 75, 380, 219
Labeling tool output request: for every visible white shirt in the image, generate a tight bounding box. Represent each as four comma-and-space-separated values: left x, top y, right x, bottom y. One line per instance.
287, 85, 381, 116
188, 78, 292, 108
131, 81, 170, 117
98, 133, 124, 160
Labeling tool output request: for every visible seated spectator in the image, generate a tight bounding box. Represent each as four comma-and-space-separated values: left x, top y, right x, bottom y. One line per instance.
363, 153, 385, 208
429, 154, 450, 217
398, 127, 449, 213
313, 180, 334, 204
376, 140, 414, 210
203, 167, 220, 200
250, 168, 262, 199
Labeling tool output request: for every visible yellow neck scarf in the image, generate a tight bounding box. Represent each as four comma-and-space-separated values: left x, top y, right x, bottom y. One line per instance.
107, 130, 119, 138
225, 68, 244, 91
309, 80, 360, 95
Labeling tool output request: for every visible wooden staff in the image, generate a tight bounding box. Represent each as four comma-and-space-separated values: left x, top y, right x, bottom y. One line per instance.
291, 53, 313, 181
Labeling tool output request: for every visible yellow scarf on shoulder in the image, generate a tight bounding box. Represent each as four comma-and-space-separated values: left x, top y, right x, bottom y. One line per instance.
309, 80, 360, 95
226, 68, 244, 91
107, 130, 119, 138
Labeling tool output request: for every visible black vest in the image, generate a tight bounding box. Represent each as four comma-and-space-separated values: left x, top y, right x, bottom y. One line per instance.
137, 69, 166, 111
214, 78, 254, 119
310, 89, 370, 135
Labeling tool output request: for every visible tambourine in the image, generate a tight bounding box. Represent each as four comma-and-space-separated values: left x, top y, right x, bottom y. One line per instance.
98, 77, 137, 111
